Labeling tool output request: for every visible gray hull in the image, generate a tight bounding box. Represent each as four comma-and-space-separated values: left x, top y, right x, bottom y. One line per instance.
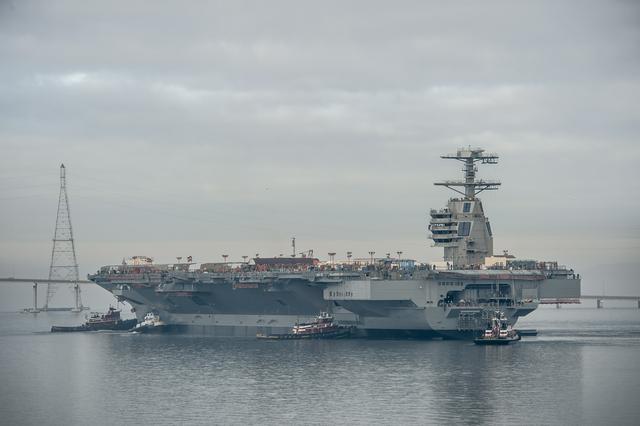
91, 268, 578, 339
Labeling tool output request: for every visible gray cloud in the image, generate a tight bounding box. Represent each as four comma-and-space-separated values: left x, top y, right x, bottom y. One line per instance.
1, 0, 639, 295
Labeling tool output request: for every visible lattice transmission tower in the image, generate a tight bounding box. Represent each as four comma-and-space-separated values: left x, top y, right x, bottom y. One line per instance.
44, 164, 83, 311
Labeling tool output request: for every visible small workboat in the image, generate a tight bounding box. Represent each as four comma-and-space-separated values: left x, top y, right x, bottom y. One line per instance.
257, 312, 353, 340
474, 311, 521, 345
51, 306, 137, 332
129, 312, 167, 333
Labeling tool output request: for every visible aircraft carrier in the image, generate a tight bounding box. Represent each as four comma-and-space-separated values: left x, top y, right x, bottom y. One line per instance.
89, 147, 581, 338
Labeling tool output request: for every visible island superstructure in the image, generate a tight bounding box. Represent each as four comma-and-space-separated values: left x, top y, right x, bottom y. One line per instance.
89, 147, 581, 338
430, 148, 500, 268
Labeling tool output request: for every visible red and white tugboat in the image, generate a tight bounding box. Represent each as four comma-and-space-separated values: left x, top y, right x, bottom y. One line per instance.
51, 306, 137, 332
257, 312, 353, 340
474, 311, 521, 345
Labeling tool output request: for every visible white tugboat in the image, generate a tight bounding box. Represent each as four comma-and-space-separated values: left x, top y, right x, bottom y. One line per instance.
130, 312, 166, 333
474, 311, 521, 345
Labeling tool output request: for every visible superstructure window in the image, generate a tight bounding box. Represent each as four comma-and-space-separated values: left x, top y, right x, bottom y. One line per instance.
463, 202, 471, 213
458, 222, 471, 236
486, 222, 493, 236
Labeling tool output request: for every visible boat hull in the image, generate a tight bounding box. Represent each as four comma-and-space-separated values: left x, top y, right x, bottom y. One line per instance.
474, 335, 521, 345
129, 324, 168, 334
256, 327, 353, 340
51, 319, 137, 333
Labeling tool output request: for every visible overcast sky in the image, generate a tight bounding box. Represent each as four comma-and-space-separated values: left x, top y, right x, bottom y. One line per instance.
1, 1, 639, 299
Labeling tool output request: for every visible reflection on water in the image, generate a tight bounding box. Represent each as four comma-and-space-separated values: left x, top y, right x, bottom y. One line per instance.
0, 309, 639, 425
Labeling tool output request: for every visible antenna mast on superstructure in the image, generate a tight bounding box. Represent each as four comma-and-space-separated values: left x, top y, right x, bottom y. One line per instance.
44, 164, 83, 312
434, 147, 500, 199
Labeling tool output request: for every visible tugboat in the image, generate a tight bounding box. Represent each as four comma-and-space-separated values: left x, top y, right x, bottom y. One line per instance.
51, 306, 136, 332
257, 312, 353, 340
129, 312, 167, 333
474, 311, 521, 345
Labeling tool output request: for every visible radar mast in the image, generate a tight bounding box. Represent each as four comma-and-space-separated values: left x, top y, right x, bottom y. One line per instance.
434, 147, 500, 199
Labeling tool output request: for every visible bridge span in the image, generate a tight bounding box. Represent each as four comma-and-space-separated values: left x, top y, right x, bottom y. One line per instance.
541, 295, 640, 309
0, 278, 92, 313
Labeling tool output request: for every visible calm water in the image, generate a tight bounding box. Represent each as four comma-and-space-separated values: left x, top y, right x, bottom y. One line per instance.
1, 308, 639, 425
